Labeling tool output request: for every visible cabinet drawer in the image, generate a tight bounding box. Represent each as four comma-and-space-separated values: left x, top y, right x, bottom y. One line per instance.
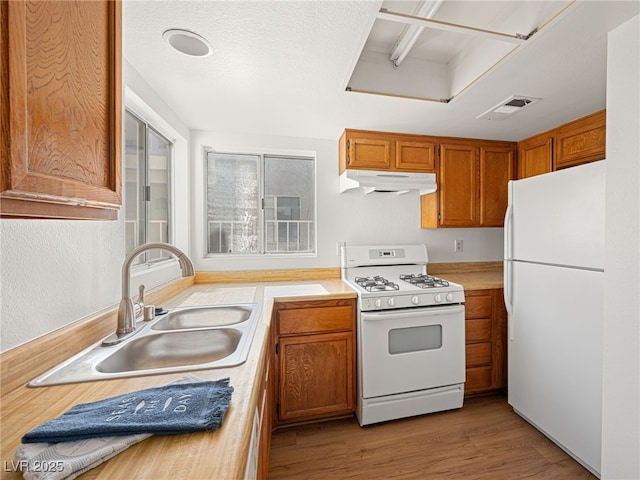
465, 319, 492, 343
466, 342, 492, 367
466, 366, 492, 392
278, 306, 353, 335
465, 293, 493, 319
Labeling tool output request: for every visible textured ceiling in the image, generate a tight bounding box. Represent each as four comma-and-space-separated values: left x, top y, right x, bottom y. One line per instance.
123, 1, 639, 142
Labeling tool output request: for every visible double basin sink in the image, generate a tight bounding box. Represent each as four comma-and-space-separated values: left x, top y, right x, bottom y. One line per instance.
29, 303, 261, 387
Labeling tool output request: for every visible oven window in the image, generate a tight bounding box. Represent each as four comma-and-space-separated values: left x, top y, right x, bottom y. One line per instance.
388, 325, 442, 354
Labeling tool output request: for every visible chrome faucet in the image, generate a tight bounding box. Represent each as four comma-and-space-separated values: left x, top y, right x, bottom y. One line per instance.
103, 242, 195, 346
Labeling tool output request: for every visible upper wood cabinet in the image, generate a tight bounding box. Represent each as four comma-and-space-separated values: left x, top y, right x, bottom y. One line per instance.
555, 109, 606, 169
339, 129, 436, 173
479, 145, 514, 227
421, 140, 515, 228
517, 132, 553, 179
1, 0, 122, 220
517, 110, 606, 179
429, 142, 478, 227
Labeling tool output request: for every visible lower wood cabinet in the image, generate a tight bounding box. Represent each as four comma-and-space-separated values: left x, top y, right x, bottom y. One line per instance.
273, 298, 356, 425
256, 331, 274, 479
464, 289, 507, 395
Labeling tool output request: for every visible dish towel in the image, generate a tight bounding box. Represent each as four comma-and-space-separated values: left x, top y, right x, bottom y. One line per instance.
15, 375, 232, 480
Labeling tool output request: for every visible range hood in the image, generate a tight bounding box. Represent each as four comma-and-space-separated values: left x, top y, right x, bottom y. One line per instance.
339, 169, 437, 195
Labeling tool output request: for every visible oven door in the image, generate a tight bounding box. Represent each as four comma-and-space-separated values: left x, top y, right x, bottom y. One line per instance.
359, 304, 465, 399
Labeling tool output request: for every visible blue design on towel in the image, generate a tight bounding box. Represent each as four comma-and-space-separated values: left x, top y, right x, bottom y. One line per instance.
22, 378, 233, 444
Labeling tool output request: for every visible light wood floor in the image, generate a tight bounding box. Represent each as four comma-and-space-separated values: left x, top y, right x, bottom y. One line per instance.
268, 394, 596, 479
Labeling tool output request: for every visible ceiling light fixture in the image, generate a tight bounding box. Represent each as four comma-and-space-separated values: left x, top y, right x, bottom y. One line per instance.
163, 29, 213, 57
389, 0, 445, 68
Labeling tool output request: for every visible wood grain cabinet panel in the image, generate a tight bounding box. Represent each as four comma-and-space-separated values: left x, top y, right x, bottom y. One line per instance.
517, 110, 606, 179
274, 298, 356, 425
437, 143, 478, 227
517, 132, 554, 179
347, 136, 391, 170
257, 337, 274, 480
1, 0, 122, 219
464, 289, 507, 395
555, 110, 606, 169
277, 305, 354, 335
278, 332, 354, 422
420, 140, 515, 228
395, 140, 436, 172
339, 129, 436, 173
465, 293, 493, 319
479, 145, 514, 226
466, 342, 492, 367
466, 366, 493, 392
465, 319, 492, 343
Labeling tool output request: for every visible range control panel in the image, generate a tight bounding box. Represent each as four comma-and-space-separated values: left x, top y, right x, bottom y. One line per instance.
358, 290, 465, 311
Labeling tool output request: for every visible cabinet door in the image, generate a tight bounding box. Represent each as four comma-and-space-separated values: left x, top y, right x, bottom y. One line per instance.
464, 291, 494, 394
346, 135, 391, 170
555, 109, 606, 169
479, 145, 514, 227
395, 140, 436, 172
278, 332, 355, 422
1, 1, 122, 220
257, 346, 273, 480
438, 143, 478, 227
517, 133, 553, 179
464, 289, 507, 395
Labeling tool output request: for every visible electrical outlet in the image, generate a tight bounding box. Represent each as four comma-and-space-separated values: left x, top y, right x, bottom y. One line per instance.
454, 239, 463, 253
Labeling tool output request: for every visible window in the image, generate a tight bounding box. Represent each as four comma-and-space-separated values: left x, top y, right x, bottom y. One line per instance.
206, 152, 315, 255
124, 110, 172, 264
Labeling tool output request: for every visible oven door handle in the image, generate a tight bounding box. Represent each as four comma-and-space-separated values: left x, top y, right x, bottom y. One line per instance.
361, 304, 464, 321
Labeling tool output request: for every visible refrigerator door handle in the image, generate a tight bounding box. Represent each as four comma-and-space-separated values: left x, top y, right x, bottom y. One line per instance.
504, 196, 513, 260
504, 260, 514, 339
503, 196, 514, 339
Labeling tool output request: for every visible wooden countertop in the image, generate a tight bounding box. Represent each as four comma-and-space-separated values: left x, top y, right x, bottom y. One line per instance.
0, 279, 355, 480
429, 261, 504, 290
0, 263, 503, 479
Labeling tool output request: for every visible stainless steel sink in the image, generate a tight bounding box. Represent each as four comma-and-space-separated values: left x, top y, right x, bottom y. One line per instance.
29, 303, 260, 387
152, 305, 252, 330
96, 329, 243, 373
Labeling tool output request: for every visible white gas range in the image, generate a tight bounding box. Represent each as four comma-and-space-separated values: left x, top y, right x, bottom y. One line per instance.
341, 244, 466, 426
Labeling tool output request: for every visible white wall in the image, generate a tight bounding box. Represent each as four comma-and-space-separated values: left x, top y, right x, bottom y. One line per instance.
0, 63, 505, 353
0, 62, 191, 353
190, 130, 504, 272
602, 15, 640, 480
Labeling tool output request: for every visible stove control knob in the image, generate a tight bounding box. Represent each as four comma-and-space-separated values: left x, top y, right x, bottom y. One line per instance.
446, 293, 454, 302
411, 296, 420, 305
434, 294, 442, 303
387, 297, 395, 307
374, 298, 382, 309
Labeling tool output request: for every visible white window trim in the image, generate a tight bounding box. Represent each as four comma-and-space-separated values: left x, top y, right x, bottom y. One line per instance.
198, 145, 318, 264
123, 86, 190, 294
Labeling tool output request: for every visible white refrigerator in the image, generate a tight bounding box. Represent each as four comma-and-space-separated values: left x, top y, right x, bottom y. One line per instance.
503, 160, 605, 477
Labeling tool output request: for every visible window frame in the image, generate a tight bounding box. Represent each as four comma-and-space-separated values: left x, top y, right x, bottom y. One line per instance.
203, 148, 317, 258
123, 86, 189, 291
124, 109, 174, 265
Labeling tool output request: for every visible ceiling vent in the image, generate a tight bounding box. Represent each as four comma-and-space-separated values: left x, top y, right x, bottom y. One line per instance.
477, 95, 541, 120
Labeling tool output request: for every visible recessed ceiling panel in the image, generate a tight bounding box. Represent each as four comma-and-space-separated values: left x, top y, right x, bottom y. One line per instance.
347, 0, 574, 102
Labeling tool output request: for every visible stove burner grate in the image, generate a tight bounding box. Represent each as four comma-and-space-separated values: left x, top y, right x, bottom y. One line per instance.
399, 274, 450, 289
354, 276, 400, 292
